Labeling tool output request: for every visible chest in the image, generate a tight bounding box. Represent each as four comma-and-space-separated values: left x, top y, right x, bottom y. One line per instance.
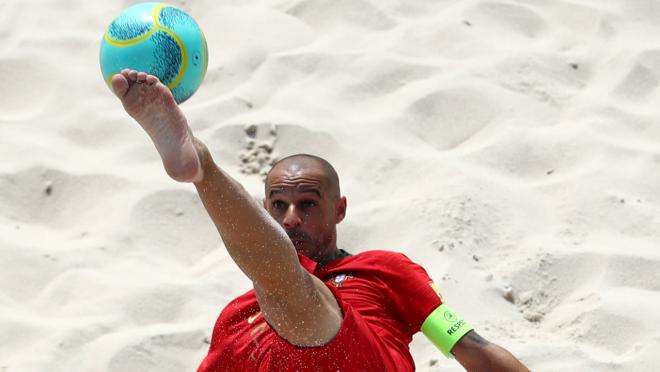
220, 272, 394, 342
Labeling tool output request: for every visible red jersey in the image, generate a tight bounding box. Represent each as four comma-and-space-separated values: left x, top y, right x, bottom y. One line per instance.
198, 250, 443, 372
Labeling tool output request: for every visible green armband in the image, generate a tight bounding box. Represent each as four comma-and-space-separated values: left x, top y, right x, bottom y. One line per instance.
421, 304, 474, 358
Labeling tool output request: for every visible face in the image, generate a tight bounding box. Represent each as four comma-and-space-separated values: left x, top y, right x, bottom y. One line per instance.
264, 160, 346, 262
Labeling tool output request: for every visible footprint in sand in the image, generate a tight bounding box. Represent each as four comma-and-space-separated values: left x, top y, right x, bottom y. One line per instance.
403, 88, 500, 151
615, 49, 660, 101
500, 252, 606, 323
490, 54, 588, 104
568, 289, 655, 356
464, 1, 547, 39
273, 124, 342, 165
0, 167, 127, 228
285, 0, 396, 31
0, 241, 64, 303
128, 189, 219, 265
0, 57, 56, 121
106, 330, 205, 372
122, 284, 190, 325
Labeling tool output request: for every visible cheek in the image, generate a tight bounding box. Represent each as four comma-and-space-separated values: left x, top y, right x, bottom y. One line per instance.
317, 213, 336, 230
303, 212, 327, 229
267, 209, 284, 222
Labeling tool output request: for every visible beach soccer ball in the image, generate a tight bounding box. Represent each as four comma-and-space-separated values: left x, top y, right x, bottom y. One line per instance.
100, 2, 208, 104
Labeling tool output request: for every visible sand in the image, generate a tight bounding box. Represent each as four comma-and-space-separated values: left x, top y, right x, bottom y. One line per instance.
1, 0, 660, 371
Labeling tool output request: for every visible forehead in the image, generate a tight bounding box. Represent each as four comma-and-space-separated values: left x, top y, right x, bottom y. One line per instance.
266, 161, 330, 197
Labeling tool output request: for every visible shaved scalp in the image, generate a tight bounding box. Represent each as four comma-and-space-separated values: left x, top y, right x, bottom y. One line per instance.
266, 154, 341, 198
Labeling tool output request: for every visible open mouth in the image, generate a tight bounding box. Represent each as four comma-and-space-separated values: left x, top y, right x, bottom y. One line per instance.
287, 230, 308, 248
292, 238, 304, 246
290, 237, 306, 249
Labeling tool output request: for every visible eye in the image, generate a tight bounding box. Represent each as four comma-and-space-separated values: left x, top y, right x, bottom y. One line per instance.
272, 200, 287, 210
300, 200, 317, 209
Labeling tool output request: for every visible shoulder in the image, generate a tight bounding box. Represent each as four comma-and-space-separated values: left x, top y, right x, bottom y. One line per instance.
324, 250, 429, 281
337, 250, 426, 277
353, 249, 412, 260
352, 249, 419, 266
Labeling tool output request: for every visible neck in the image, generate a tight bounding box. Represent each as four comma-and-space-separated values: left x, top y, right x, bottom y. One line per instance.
309, 234, 339, 263
316, 247, 350, 268
308, 245, 336, 262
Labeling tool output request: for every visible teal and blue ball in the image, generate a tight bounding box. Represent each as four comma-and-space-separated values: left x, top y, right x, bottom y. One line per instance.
100, 2, 208, 104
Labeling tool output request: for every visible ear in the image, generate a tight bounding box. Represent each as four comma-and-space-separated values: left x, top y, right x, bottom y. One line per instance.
335, 196, 347, 224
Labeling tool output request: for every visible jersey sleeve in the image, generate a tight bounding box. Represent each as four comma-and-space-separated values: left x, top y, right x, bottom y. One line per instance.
379, 252, 444, 334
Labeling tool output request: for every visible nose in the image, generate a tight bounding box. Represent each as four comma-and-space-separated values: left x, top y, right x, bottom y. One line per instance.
282, 204, 302, 229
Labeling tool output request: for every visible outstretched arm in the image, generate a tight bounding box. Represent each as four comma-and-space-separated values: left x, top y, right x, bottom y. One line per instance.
453, 331, 530, 372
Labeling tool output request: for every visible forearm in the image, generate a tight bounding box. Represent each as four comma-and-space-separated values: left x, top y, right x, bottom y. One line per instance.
459, 344, 529, 372
453, 331, 530, 372
192, 140, 302, 291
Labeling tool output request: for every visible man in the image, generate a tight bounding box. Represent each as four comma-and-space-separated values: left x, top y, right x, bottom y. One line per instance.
111, 69, 530, 371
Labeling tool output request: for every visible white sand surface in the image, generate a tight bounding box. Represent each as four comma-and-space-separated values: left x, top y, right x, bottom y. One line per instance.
2, 0, 660, 371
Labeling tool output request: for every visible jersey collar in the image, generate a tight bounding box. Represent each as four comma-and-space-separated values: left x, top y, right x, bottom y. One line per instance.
297, 253, 320, 273
297, 249, 353, 274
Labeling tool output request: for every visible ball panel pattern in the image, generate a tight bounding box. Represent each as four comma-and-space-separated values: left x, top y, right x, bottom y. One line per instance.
108, 17, 152, 41
148, 30, 182, 86
158, 7, 197, 30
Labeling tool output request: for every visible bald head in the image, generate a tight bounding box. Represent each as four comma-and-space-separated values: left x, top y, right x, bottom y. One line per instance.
265, 154, 341, 199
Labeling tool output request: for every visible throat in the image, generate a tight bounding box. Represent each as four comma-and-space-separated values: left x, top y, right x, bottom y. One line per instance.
317, 249, 352, 268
